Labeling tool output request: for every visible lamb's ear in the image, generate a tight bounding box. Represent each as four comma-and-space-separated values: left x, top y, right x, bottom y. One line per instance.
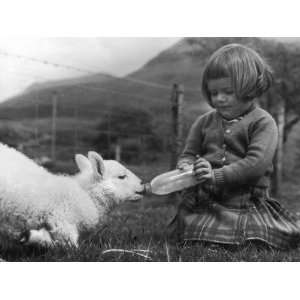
88, 151, 105, 179
75, 154, 92, 172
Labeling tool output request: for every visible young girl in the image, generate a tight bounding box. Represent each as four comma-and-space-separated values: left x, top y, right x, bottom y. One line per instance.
172, 43, 300, 249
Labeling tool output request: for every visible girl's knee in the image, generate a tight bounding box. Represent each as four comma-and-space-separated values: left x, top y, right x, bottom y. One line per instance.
179, 187, 199, 211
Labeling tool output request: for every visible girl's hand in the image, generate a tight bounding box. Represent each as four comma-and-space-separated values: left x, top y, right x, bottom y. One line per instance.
193, 157, 214, 184
177, 162, 193, 172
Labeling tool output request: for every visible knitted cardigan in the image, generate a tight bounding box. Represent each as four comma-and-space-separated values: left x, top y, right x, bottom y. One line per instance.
178, 106, 278, 189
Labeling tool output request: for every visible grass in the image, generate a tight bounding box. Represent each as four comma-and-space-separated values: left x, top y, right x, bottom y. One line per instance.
1, 191, 300, 262
1, 147, 300, 262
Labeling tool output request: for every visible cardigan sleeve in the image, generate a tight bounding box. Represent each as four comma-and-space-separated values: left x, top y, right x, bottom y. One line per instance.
213, 114, 278, 187
177, 116, 203, 168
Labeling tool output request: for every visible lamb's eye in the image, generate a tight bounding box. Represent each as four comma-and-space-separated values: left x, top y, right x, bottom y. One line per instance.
118, 175, 127, 179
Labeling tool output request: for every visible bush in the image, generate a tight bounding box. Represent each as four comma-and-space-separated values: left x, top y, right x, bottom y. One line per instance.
94, 107, 163, 163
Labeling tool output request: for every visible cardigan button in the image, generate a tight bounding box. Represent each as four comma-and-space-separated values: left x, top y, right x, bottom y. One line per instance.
225, 129, 231, 134
222, 157, 226, 162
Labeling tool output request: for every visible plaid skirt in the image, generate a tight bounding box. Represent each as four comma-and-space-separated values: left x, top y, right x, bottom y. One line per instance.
169, 185, 300, 249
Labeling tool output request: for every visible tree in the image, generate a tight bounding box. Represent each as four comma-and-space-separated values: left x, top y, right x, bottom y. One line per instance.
94, 106, 162, 163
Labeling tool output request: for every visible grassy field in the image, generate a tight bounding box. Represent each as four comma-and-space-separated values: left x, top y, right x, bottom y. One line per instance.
1, 162, 300, 262
1, 125, 300, 262
1, 195, 300, 262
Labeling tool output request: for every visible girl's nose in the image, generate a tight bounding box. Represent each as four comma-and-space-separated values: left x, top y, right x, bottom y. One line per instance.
216, 93, 226, 102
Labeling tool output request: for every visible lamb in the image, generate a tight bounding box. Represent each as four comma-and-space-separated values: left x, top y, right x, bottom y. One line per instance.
0, 143, 145, 248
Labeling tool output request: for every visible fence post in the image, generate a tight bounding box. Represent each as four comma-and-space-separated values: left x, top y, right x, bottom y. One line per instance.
170, 83, 184, 169
273, 95, 285, 197
35, 95, 40, 146
115, 144, 121, 162
73, 98, 79, 155
51, 91, 58, 162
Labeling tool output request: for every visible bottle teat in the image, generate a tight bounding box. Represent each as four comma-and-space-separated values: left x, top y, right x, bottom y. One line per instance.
143, 183, 152, 195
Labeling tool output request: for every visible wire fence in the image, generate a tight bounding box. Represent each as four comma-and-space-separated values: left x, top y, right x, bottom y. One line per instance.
0, 40, 296, 193
12, 111, 176, 174
0, 47, 205, 174
0, 81, 189, 173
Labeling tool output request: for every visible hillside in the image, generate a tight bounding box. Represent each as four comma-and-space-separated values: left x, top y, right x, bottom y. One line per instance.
1, 37, 299, 121
0, 37, 300, 170
24, 73, 115, 94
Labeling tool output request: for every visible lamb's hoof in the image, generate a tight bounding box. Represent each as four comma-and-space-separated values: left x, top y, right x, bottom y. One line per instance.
19, 230, 30, 244
19, 228, 53, 247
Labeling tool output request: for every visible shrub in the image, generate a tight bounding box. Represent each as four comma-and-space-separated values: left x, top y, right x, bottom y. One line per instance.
94, 107, 163, 163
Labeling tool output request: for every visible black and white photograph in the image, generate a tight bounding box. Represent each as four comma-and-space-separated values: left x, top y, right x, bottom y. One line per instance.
2, 0, 300, 299
0, 36, 300, 262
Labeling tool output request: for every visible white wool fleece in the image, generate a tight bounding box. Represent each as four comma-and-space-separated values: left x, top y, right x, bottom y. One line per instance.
0, 144, 144, 246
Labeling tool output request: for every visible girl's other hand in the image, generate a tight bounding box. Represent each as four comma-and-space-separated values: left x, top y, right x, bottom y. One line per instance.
193, 157, 214, 183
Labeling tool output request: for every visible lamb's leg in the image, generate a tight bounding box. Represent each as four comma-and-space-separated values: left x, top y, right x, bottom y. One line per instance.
50, 222, 79, 248
20, 222, 79, 248
20, 228, 54, 247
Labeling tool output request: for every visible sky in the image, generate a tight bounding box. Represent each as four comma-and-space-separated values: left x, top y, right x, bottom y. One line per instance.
0, 37, 180, 101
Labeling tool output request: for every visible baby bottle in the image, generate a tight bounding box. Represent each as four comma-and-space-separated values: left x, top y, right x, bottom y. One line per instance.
144, 165, 198, 195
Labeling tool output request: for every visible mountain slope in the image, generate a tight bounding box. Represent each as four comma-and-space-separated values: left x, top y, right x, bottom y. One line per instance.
1, 37, 300, 170
24, 73, 115, 94
0, 37, 299, 126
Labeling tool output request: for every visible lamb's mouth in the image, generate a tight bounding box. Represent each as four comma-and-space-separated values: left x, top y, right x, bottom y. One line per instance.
129, 191, 144, 201
135, 190, 145, 196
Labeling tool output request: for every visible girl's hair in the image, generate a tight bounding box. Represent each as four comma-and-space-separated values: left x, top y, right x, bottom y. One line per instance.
201, 43, 273, 104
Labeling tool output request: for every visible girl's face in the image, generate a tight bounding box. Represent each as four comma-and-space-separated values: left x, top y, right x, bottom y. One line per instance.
207, 77, 253, 120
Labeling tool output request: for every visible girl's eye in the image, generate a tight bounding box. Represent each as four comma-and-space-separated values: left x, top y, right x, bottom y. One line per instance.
210, 91, 218, 96
118, 175, 127, 179
225, 90, 234, 95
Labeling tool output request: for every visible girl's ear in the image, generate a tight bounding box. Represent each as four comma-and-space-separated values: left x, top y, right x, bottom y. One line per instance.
75, 154, 92, 172
88, 151, 105, 179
